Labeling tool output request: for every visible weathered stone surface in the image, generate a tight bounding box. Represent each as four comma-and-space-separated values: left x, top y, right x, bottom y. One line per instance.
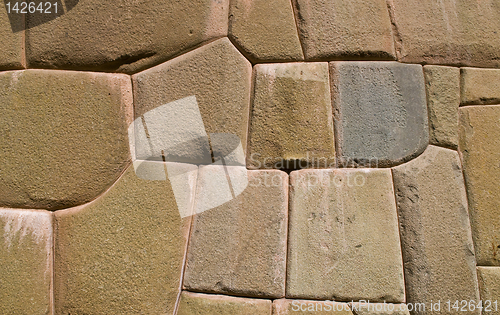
461, 68, 500, 106
0, 209, 52, 315
229, 0, 303, 62
424, 66, 460, 149
331, 62, 428, 167
133, 38, 252, 161
477, 267, 500, 315
274, 299, 352, 315
350, 303, 410, 315
0, 70, 132, 211
388, 0, 500, 67
287, 169, 404, 302
177, 291, 272, 315
392, 145, 480, 314
0, 2, 24, 69
184, 169, 288, 298
459, 106, 500, 266
54, 165, 192, 314
248, 63, 335, 169
292, 0, 395, 60
25, 0, 229, 73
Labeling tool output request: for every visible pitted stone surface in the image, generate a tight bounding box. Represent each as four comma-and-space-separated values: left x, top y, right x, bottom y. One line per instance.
274, 299, 353, 315
25, 0, 229, 73
330, 61, 428, 167
392, 145, 480, 315
248, 62, 335, 169
461, 68, 500, 106
229, 0, 303, 62
0, 210, 52, 315
388, 0, 500, 68
477, 267, 500, 315
177, 291, 272, 315
54, 165, 191, 314
292, 0, 395, 60
350, 303, 410, 315
459, 106, 500, 266
0, 70, 132, 211
424, 65, 460, 149
184, 170, 288, 298
0, 2, 23, 69
287, 169, 404, 302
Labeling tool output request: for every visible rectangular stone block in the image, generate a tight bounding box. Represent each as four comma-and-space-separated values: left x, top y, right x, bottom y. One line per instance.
461, 68, 500, 106
183, 169, 288, 298
0, 2, 24, 69
459, 106, 500, 266
424, 65, 460, 149
287, 169, 405, 302
392, 145, 480, 315
248, 62, 335, 169
274, 299, 353, 315
177, 291, 272, 315
477, 267, 500, 315
0, 209, 53, 315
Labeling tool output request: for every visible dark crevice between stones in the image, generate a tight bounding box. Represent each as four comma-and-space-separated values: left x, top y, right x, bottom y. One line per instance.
278, 159, 306, 174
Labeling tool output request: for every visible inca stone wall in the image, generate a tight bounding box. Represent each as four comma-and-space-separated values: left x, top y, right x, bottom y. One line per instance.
0, 1, 499, 314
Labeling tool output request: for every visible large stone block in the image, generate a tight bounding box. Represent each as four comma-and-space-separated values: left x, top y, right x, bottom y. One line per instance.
0, 70, 132, 211
459, 106, 500, 266
388, 0, 500, 67
248, 62, 335, 169
0, 209, 53, 315
0, 2, 24, 69
177, 291, 272, 315
392, 145, 480, 315
54, 165, 192, 314
287, 169, 404, 302
25, 0, 229, 73
424, 66, 460, 149
273, 299, 352, 315
184, 169, 288, 298
461, 68, 500, 106
229, 0, 303, 62
292, 0, 395, 60
477, 267, 500, 315
330, 61, 428, 167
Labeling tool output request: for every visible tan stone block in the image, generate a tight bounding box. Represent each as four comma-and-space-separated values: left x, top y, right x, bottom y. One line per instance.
292, 0, 395, 60
0, 70, 132, 211
25, 0, 229, 73
54, 165, 192, 314
459, 106, 500, 266
0, 2, 24, 69
388, 0, 500, 67
229, 0, 303, 62
461, 68, 500, 106
287, 169, 404, 302
424, 65, 460, 149
350, 302, 410, 315
477, 267, 500, 315
0, 209, 52, 315
248, 62, 335, 169
392, 145, 480, 315
184, 169, 288, 298
274, 299, 352, 315
177, 291, 272, 315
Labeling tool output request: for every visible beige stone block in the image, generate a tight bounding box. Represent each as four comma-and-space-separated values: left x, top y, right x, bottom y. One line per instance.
177, 291, 272, 315
274, 299, 352, 315
477, 267, 500, 315
0, 2, 24, 69
461, 68, 500, 106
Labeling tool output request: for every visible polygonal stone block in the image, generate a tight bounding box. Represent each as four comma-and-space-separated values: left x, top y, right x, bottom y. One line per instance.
177, 291, 272, 315
461, 68, 500, 106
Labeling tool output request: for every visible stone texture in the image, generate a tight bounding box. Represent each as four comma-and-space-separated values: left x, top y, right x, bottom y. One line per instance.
292, 0, 395, 60
184, 169, 288, 298
54, 165, 192, 314
0, 2, 24, 69
177, 291, 272, 315
477, 267, 500, 315
461, 68, 500, 106
0, 70, 132, 211
229, 0, 303, 62
25, 0, 229, 73
287, 169, 404, 302
392, 145, 480, 315
424, 65, 460, 149
459, 106, 500, 266
0, 209, 53, 315
331, 62, 428, 167
248, 63, 335, 169
273, 299, 352, 315
133, 38, 252, 160
350, 303, 410, 315
388, 0, 500, 68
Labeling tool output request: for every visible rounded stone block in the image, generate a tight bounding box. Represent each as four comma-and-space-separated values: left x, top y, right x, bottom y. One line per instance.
177, 291, 272, 315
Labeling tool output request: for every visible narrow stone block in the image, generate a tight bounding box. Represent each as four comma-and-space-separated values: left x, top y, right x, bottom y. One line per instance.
461, 68, 500, 106
177, 291, 272, 315
248, 62, 335, 169
392, 145, 480, 315
287, 169, 404, 302
331, 61, 428, 167
459, 106, 500, 266
184, 169, 288, 298
477, 267, 500, 315
0, 2, 24, 69
350, 302, 410, 315
274, 299, 352, 315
